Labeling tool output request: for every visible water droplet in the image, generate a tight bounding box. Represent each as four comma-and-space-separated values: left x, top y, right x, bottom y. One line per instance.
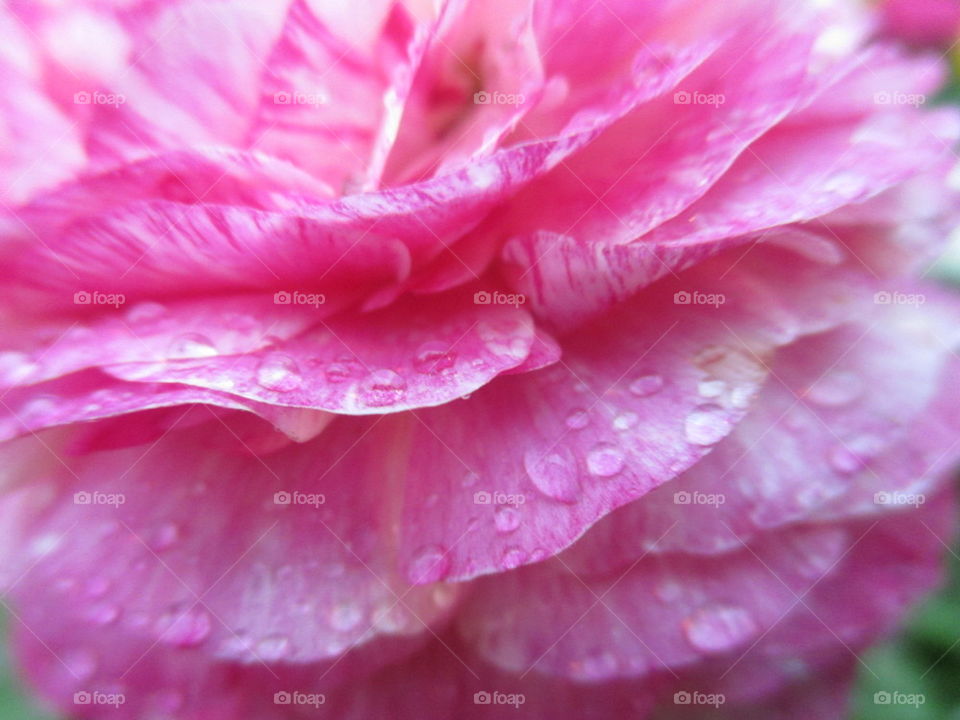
371, 602, 413, 634
167, 333, 217, 359
0, 351, 38, 385
613, 411, 639, 431
125, 301, 166, 323
683, 604, 758, 653
462, 471, 479, 488
827, 444, 863, 474
629, 374, 664, 397
150, 522, 179, 551
684, 405, 731, 446
697, 379, 726, 398
575, 650, 619, 680
256, 354, 302, 392
157, 607, 211, 647
494, 506, 521, 534
501, 547, 528, 569
329, 602, 362, 632
565, 408, 590, 430
63, 649, 97, 680
256, 634, 291, 661
87, 602, 120, 625
407, 545, 450, 584
360, 369, 407, 407
804, 371, 862, 407
586, 444, 625, 477
524, 450, 579, 503
413, 342, 456, 374
324, 362, 351, 383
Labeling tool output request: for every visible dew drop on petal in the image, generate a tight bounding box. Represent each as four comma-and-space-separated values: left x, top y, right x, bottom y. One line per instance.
586, 444, 625, 477
360, 369, 407, 407
413, 342, 456, 374
501, 546, 528, 570
565, 408, 590, 430
494, 506, 521, 534
256, 354, 302, 392
524, 450, 579, 503
629, 374, 664, 397
613, 411, 639, 431
406, 544, 450, 584
157, 607, 211, 647
682, 604, 758, 653
324, 362, 351, 383
167, 333, 218, 359
684, 405, 731, 446
329, 602, 363, 632
256, 634, 291, 661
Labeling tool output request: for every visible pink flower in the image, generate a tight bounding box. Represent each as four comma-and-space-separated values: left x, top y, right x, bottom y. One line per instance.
1, 1, 960, 717
879, 0, 960, 48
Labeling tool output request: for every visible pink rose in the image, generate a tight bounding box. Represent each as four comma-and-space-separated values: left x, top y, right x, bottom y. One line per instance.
2, 1, 960, 718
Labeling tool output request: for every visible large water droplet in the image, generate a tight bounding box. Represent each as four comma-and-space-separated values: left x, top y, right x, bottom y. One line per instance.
329, 602, 363, 632
360, 369, 407, 407
684, 405, 731, 446
501, 546, 528, 570
407, 545, 450, 584
565, 408, 590, 430
150, 522, 179, 551
629, 374, 664, 397
524, 450, 579, 503
494, 506, 521, 534
157, 607, 211, 647
586, 444, 625, 477
256, 354, 302, 392
324, 362, 351, 383
256, 634, 291, 661
804, 371, 862, 407
413, 342, 456, 374
682, 604, 758, 653
167, 333, 217, 359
